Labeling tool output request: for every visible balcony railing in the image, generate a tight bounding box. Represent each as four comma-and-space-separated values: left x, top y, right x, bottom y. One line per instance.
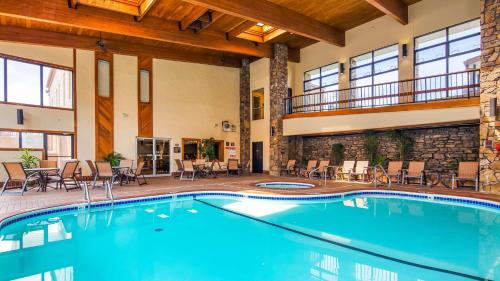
284, 70, 480, 114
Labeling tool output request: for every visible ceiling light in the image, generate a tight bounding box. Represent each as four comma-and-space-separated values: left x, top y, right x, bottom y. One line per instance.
256, 22, 265, 27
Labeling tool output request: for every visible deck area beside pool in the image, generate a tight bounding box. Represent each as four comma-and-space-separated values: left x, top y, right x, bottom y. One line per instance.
1, 174, 499, 222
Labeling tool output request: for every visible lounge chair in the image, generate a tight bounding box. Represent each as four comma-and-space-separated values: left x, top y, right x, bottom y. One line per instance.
300, 160, 318, 178
124, 161, 147, 185
118, 159, 133, 184
309, 160, 330, 179
173, 159, 184, 178
349, 161, 369, 182
337, 161, 355, 181
95, 161, 116, 188
86, 160, 101, 188
1, 162, 39, 196
227, 159, 241, 176
212, 159, 227, 175
47, 160, 81, 191
402, 161, 426, 186
280, 160, 297, 176
386, 161, 403, 184
451, 161, 479, 191
180, 160, 197, 181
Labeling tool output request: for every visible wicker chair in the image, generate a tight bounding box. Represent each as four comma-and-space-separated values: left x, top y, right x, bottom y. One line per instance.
180, 160, 197, 181
280, 160, 297, 176
452, 162, 479, 191
47, 160, 81, 191
300, 160, 318, 178
402, 161, 426, 186
337, 161, 356, 181
1, 162, 39, 196
386, 161, 404, 184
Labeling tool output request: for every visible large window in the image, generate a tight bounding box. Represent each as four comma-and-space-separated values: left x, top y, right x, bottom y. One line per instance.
414, 19, 480, 100
252, 89, 264, 120
350, 44, 399, 107
304, 63, 339, 110
0, 56, 73, 109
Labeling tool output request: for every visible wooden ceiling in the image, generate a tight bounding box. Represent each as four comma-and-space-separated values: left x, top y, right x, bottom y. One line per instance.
0, 0, 421, 68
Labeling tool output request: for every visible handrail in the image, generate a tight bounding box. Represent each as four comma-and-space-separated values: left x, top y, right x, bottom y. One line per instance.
83, 182, 91, 207
285, 69, 480, 114
105, 181, 114, 202
373, 165, 391, 188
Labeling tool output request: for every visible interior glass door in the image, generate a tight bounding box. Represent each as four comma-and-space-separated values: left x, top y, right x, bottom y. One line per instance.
154, 138, 170, 175
137, 138, 154, 175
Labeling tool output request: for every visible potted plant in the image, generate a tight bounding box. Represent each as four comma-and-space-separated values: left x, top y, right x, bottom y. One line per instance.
19, 149, 40, 169
330, 143, 344, 166
200, 138, 216, 161
388, 129, 413, 162
104, 151, 125, 167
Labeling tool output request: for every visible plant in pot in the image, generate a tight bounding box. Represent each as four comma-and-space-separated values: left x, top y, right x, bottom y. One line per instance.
363, 131, 379, 165
388, 129, 413, 162
19, 149, 40, 169
330, 143, 344, 166
200, 138, 217, 161
104, 152, 125, 167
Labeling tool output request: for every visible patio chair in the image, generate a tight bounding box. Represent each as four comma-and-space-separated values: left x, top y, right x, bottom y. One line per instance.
124, 161, 147, 185
40, 160, 59, 176
1, 162, 39, 196
173, 159, 184, 178
349, 161, 369, 182
309, 160, 330, 180
47, 160, 81, 192
180, 160, 197, 181
227, 159, 241, 176
95, 161, 116, 189
402, 161, 426, 186
280, 160, 297, 176
85, 160, 101, 188
300, 160, 318, 178
118, 159, 133, 184
337, 161, 356, 181
386, 161, 403, 184
451, 162, 479, 191
212, 159, 227, 175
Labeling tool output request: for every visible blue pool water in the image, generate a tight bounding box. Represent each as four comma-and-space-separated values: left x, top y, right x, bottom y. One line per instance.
256, 182, 315, 189
0, 194, 498, 281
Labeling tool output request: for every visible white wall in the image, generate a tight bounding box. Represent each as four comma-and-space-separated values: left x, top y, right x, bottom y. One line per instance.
153, 59, 240, 170
113, 54, 138, 161
0, 104, 74, 132
294, 0, 480, 94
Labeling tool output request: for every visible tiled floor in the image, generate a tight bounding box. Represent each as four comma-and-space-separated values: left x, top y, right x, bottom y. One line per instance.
1, 174, 499, 222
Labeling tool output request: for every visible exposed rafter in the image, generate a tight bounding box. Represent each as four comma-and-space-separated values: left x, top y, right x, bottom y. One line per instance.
70, 0, 140, 16
227, 20, 257, 38
0, 0, 273, 58
0, 26, 243, 67
365, 0, 408, 25
136, 0, 159, 22
182, 0, 345, 46
179, 6, 209, 31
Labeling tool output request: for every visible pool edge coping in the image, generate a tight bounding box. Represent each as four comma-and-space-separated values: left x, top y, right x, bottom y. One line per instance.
1, 189, 499, 230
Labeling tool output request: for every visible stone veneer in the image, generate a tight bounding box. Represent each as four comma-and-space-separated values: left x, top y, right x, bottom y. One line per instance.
239, 58, 251, 167
294, 125, 479, 176
269, 44, 289, 175
479, 0, 500, 192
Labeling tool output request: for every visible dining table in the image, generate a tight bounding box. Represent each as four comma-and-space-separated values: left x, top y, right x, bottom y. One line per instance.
112, 166, 130, 185
25, 167, 60, 192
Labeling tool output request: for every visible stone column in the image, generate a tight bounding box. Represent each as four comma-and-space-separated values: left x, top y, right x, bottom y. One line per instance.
269, 43, 288, 176
479, 0, 500, 191
239, 58, 251, 168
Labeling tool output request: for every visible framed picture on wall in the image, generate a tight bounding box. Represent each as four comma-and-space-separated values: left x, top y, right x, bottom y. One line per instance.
174, 147, 181, 153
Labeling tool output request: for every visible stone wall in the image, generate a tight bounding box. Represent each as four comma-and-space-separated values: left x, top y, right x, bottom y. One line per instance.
479, 0, 500, 192
294, 125, 479, 175
239, 58, 251, 166
269, 44, 288, 175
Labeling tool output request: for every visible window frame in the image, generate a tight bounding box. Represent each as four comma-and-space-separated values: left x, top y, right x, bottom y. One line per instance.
413, 18, 480, 78
349, 43, 400, 87
0, 53, 74, 110
0, 130, 74, 160
303, 62, 340, 94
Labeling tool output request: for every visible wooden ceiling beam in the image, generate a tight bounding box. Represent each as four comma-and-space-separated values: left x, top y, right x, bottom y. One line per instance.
227, 20, 257, 38
0, 25, 243, 67
200, 11, 223, 30
0, 0, 271, 58
182, 0, 345, 46
365, 0, 408, 25
72, 0, 140, 16
135, 0, 158, 22
179, 6, 209, 31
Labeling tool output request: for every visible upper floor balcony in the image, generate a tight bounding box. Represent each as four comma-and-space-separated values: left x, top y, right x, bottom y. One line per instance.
283, 70, 480, 136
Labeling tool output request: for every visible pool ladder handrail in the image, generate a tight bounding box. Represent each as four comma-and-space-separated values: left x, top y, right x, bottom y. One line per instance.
105, 180, 114, 202
83, 182, 91, 208
373, 164, 391, 188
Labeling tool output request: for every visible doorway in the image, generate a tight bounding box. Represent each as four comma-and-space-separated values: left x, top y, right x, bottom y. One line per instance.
137, 137, 171, 176
182, 138, 200, 160
252, 142, 263, 173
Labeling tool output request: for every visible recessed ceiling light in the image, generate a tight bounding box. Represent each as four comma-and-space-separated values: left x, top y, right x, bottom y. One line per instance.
256, 22, 265, 27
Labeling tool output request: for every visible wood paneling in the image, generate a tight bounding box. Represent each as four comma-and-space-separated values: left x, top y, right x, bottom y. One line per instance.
95, 52, 114, 160
138, 57, 153, 138
179, 6, 209, 30
184, 0, 345, 46
365, 0, 409, 24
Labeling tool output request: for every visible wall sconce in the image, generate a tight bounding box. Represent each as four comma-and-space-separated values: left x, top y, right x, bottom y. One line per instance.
17, 109, 23, 125
402, 44, 408, 58
490, 97, 497, 117
270, 126, 276, 137
340, 63, 345, 75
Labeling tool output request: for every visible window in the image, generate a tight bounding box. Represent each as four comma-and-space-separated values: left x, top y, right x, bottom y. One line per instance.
0, 56, 73, 108
0, 131, 19, 148
304, 63, 339, 110
97, 60, 111, 98
414, 19, 480, 100
21, 132, 44, 149
46, 134, 73, 167
252, 89, 264, 120
139, 69, 151, 103
350, 44, 399, 107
